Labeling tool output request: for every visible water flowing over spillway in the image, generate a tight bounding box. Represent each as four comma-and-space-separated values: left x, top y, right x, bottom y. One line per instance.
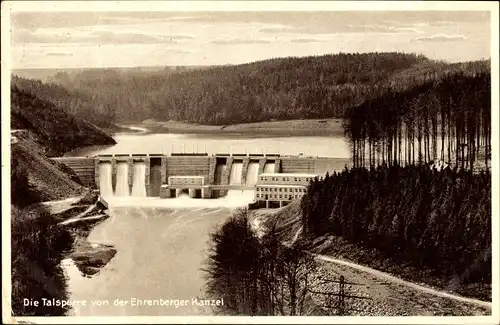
245, 162, 259, 186
115, 162, 130, 197
99, 163, 114, 198
214, 163, 226, 185
229, 161, 243, 185
263, 162, 275, 174
131, 162, 147, 197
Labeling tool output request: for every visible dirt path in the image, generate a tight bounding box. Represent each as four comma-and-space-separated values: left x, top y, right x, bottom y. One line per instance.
250, 214, 491, 316
313, 255, 491, 315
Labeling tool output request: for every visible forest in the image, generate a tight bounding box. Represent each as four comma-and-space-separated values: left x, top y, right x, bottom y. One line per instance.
13, 53, 488, 126
299, 56, 492, 299
11, 86, 115, 156
11, 76, 116, 129
204, 208, 326, 316
343, 69, 491, 170
301, 165, 491, 299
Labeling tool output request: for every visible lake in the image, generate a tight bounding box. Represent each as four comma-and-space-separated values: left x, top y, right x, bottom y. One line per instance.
66, 129, 351, 158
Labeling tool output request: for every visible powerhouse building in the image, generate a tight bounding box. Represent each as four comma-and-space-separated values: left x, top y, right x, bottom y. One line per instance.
254, 172, 318, 208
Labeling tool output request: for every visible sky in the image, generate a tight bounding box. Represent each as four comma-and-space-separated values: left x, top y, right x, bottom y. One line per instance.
9, 10, 492, 69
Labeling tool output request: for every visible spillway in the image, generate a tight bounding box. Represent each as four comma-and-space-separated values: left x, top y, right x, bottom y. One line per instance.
99, 163, 114, 198
229, 161, 243, 185
263, 162, 275, 174
131, 162, 147, 197
115, 162, 130, 197
245, 162, 259, 186
149, 164, 162, 197
214, 163, 226, 185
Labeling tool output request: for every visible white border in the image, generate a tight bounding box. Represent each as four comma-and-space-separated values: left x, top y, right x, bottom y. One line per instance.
2, 1, 499, 324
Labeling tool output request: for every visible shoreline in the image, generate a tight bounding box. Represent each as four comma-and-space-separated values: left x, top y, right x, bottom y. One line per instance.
111, 118, 345, 137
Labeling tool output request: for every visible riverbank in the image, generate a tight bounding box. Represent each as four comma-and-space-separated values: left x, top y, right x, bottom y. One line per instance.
10, 188, 115, 318
50, 192, 116, 279
135, 118, 345, 137
250, 202, 492, 316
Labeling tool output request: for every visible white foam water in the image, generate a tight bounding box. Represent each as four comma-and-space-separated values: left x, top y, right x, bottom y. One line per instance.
99, 163, 114, 198
245, 162, 260, 186
131, 162, 147, 197
229, 162, 243, 185
263, 162, 275, 173
214, 163, 226, 185
105, 189, 255, 209
115, 162, 130, 197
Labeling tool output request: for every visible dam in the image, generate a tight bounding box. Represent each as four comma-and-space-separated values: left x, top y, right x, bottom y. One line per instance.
52, 153, 350, 200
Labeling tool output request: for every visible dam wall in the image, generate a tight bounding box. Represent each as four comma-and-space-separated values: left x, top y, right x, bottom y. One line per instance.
165, 155, 211, 182
280, 156, 351, 174
51, 157, 96, 188
53, 154, 351, 197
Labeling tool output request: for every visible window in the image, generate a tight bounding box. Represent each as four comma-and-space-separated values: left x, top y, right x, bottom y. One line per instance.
279, 194, 282, 199
279, 188, 282, 192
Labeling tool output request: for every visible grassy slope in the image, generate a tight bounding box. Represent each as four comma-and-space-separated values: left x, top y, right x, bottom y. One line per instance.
11, 133, 86, 202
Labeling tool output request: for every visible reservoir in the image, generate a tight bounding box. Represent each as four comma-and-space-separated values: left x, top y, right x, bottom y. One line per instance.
65, 131, 351, 158
62, 127, 350, 316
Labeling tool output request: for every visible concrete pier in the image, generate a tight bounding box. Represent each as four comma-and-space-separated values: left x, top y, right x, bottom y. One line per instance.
208, 157, 217, 184
258, 158, 267, 174
145, 156, 151, 197
241, 157, 250, 184
274, 158, 281, 173
128, 157, 134, 194
160, 185, 170, 198
161, 156, 167, 184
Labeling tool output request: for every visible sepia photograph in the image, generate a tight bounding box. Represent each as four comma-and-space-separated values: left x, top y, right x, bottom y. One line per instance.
2, 1, 498, 323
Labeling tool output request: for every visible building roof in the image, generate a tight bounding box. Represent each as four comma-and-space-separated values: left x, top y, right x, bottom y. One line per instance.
258, 173, 319, 177
168, 175, 204, 178
256, 184, 308, 188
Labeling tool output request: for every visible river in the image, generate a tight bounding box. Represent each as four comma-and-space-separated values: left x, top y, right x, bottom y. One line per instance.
62, 127, 350, 316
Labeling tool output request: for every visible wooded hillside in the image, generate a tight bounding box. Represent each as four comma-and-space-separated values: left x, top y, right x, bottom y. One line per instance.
11, 86, 116, 156
16, 52, 488, 126
301, 165, 491, 300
